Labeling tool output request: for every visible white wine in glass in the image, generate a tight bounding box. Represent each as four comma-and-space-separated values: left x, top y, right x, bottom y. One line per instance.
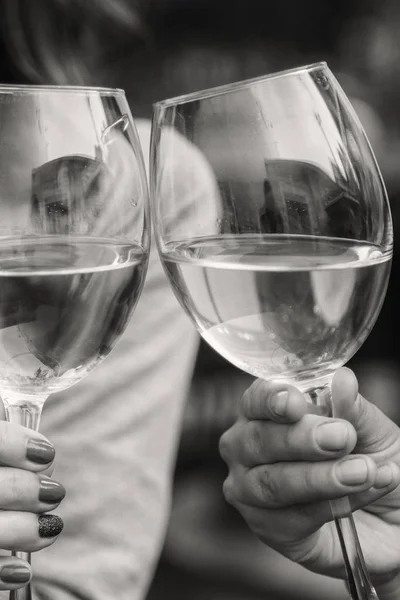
150, 63, 393, 600
0, 85, 150, 600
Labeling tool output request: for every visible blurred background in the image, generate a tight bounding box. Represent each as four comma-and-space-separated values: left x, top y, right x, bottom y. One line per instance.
2, 0, 400, 598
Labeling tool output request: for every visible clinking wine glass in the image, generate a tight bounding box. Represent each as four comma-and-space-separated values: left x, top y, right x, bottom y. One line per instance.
0, 85, 150, 600
150, 62, 392, 600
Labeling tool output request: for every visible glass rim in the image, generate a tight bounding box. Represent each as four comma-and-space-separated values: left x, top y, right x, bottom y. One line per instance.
153, 61, 328, 109
0, 83, 126, 96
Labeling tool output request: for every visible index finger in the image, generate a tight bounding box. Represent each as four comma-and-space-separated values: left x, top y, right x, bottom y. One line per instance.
239, 379, 308, 423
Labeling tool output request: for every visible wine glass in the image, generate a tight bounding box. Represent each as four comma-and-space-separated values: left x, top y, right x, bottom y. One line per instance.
0, 85, 150, 600
150, 62, 392, 600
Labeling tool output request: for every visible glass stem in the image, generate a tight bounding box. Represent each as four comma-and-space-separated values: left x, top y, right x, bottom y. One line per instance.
303, 381, 379, 600
2, 393, 47, 600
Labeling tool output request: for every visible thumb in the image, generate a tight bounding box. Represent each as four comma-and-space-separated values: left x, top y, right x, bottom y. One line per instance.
331, 367, 400, 456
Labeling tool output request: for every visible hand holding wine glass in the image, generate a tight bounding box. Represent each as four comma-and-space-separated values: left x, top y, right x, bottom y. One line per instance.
0, 85, 150, 600
0, 411, 64, 593
150, 63, 393, 599
219, 367, 400, 600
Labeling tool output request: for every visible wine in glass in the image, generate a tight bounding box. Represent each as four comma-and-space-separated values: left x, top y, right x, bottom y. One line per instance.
0, 85, 150, 600
150, 63, 392, 600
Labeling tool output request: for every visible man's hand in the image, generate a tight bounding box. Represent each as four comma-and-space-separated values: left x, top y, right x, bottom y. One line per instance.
219, 368, 400, 593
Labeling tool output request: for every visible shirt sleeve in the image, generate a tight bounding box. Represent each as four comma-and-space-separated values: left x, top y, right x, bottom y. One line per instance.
32, 119, 219, 600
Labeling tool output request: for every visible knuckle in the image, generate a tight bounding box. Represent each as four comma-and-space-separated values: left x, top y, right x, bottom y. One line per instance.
6, 469, 27, 504
239, 379, 264, 417
249, 466, 279, 507
284, 415, 315, 457
219, 430, 234, 465
284, 422, 299, 455
222, 476, 237, 507
302, 468, 314, 498
301, 466, 321, 501
242, 421, 264, 463
238, 387, 252, 416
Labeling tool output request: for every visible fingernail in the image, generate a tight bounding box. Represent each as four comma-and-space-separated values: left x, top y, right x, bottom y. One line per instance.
374, 464, 394, 489
0, 564, 31, 584
26, 438, 55, 465
39, 476, 66, 504
316, 422, 349, 451
270, 390, 288, 416
336, 457, 369, 485
38, 514, 64, 538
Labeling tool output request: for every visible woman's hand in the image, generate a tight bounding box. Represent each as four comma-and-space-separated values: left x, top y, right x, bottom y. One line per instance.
0, 406, 64, 591
219, 368, 400, 597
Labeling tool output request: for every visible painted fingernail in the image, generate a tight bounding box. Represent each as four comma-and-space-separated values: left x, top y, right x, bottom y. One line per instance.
336, 457, 369, 485
38, 514, 64, 538
374, 464, 394, 489
0, 564, 31, 584
39, 476, 66, 504
26, 438, 55, 465
270, 391, 288, 416
316, 422, 349, 451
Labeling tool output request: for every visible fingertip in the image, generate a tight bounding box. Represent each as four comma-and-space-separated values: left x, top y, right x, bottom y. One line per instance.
264, 384, 308, 423
314, 419, 357, 455
38, 514, 64, 539
239, 378, 279, 419
351, 461, 400, 512
25, 437, 56, 468
0, 559, 32, 588
374, 461, 400, 490
335, 454, 377, 488
280, 386, 308, 422
332, 367, 359, 404
240, 379, 308, 422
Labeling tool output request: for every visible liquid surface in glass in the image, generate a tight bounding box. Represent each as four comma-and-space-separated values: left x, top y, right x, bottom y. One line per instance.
0, 236, 147, 394
163, 234, 390, 382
